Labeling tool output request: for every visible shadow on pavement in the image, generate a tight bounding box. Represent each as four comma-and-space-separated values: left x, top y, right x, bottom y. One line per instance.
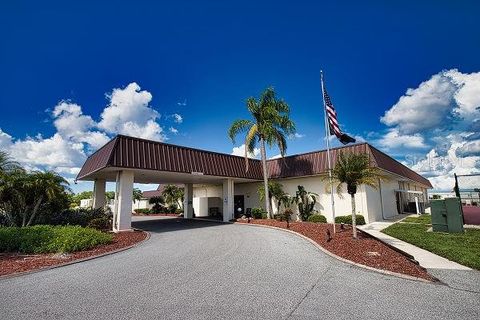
132, 217, 229, 234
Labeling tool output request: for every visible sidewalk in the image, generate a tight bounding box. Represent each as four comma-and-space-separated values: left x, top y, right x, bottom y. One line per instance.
359, 221, 471, 271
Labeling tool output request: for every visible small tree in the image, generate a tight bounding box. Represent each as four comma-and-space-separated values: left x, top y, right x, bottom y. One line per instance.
132, 188, 143, 203
149, 196, 165, 213
258, 181, 285, 217
294, 185, 318, 221
325, 152, 387, 239
162, 185, 184, 210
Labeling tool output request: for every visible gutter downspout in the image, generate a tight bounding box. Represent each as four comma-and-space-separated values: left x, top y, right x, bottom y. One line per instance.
379, 178, 386, 220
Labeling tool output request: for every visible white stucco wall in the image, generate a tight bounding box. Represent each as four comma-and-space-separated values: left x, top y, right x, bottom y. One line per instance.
190, 174, 431, 223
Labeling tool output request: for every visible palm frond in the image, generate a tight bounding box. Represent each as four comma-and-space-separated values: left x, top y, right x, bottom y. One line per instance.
228, 119, 253, 143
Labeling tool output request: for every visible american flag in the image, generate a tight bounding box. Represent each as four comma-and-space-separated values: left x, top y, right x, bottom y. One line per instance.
323, 87, 356, 145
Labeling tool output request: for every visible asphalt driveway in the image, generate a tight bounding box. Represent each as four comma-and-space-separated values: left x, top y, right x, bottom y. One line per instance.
1, 217, 479, 320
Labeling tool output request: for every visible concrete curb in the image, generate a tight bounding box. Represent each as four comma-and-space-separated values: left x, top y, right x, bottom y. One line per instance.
0, 230, 151, 281
236, 222, 435, 283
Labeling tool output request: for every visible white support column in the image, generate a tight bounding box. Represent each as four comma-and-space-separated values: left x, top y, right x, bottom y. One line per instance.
113, 170, 134, 232
222, 179, 234, 222
184, 183, 194, 219
92, 179, 106, 209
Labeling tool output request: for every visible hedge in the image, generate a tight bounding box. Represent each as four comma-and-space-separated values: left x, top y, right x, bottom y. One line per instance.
307, 214, 327, 223
0, 225, 113, 254
334, 214, 366, 225
134, 208, 152, 214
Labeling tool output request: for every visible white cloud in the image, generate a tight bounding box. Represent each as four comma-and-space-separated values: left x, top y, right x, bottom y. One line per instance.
381, 71, 456, 134
172, 113, 183, 124
52, 101, 110, 149
456, 139, 480, 157
231, 144, 260, 158
1, 82, 175, 193
410, 141, 479, 190
98, 82, 165, 141
269, 154, 282, 160
378, 69, 480, 190
377, 129, 428, 150
288, 133, 305, 139
169, 127, 178, 134
8, 133, 86, 172
0, 129, 13, 149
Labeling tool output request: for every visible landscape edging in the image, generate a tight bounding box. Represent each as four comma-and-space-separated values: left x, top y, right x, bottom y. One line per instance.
237, 222, 434, 283
0, 230, 150, 280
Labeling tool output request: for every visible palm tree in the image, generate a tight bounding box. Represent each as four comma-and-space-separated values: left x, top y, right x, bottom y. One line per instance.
26, 171, 71, 226
0, 150, 20, 173
228, 87, 295, 218
258, 181, 285, 216
326, 152, 387, 239
162, 184, 184, 209
132, 188, 143, 203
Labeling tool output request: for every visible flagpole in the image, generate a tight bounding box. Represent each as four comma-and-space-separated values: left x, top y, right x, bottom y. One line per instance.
320, 70, 336, 235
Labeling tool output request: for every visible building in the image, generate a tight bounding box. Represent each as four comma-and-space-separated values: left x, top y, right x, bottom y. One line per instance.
76, 135, 432, 231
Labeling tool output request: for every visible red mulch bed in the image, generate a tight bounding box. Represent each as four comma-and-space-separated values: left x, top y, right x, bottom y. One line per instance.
237, 219, 435, 281
0, 230, 148, 277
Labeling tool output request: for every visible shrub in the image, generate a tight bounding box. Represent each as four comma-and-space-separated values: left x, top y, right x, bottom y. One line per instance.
251, 207, 268, 219
134, 208, 151, 215
87, 217, 112, 231
334, 214, 366, 225
0, 225, 113, 254
307, 214, 327, 223
40, 207, 112, 228
167, 203, 178, 213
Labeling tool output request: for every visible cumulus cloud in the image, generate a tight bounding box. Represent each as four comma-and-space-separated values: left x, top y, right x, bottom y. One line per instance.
169, 127, 178, 134
377, 129, 428, 151
98, 82, 165, 141
52, 101, 110, 149
8, 133, 86, 172
0, 129, 13, 149
378, 69, 480, 190
456, 139, 480, 157
1, 82, 173, 192
231, 144, 260, 158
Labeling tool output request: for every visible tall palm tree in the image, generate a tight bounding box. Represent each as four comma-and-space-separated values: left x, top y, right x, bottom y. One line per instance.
326, 152, 387, 239
228, 87, 295, 218
0, 150, 20, 173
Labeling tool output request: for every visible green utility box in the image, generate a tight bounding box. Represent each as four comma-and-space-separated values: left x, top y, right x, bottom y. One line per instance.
431, 198, 464, 233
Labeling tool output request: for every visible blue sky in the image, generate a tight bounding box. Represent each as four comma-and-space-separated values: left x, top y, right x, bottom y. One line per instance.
0, 0, 479, 192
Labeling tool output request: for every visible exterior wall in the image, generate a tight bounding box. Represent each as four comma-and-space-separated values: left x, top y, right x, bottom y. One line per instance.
273, 176, 367, 222
192, 182, 262, 215
364, 179, 398, 223
132, 199, 152, 211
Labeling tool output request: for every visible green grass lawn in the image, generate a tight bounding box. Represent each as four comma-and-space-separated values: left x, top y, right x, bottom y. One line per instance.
382, 215, 480, 270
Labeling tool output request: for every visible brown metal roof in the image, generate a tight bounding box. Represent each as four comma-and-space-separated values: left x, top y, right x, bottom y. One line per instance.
77, 135, 432, 188
367, 145, 432, 188
77, 135, 263, 181
266, 143, 432, 188
267, 143, 372, 179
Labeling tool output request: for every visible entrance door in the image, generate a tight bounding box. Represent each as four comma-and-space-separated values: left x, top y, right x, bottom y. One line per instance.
234, 195, 245, 218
